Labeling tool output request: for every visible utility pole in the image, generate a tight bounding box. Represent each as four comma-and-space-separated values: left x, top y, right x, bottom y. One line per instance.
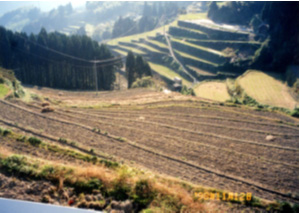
93, 59, 98, 91
119, 71, 121, 90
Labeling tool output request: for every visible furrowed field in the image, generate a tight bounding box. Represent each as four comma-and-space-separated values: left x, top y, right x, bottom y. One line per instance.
0, 86, 298, 212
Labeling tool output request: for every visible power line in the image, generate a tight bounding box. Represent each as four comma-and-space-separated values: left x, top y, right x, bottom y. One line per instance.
13, 32, 125, 64
0, 40, 122, 70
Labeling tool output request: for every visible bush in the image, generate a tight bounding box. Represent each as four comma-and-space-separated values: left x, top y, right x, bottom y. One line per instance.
109, 181, 131, 201
1, 155, 35, 176
28, 137, 42, 146
1, 128, 11, 136
290, 107, 299, 118
100, 160, 119, 169
181, 85, 195, 96
117, 137, 127, 142
131, 76, 155, 89
280, 202, 294, 213
244, 195, 261, 207
58, 138, 68, 143
74, 178, 103, 194
41, 165, 56, 177
2, 129, 11, 136
132, 180, 155, 210
16, 136, 26, 142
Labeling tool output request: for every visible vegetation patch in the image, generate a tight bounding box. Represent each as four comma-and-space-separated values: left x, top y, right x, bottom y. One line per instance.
0, 84, 10, 98
149, 62, 192, 86
194, 81, 231, 102
131, 76, 156, 89
28, 137, 42, 146
237, 70, 298, 109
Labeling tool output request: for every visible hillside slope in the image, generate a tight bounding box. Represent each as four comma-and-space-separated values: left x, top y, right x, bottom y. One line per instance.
0, 67, 26, 100
108, 12, 261, 89
0, 86, 298, 212
237, 70, 298, 109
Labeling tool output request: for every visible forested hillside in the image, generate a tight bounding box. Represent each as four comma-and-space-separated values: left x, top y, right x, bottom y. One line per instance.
251, 2, 299, 72
0, 27, 120, 90
111, 2, 186, 38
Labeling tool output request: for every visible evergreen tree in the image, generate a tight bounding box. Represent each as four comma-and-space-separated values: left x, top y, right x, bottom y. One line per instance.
126, 52, 152, 88
0, 26, 118, 90
126, 51, 135, 88
135, 55, 144, 78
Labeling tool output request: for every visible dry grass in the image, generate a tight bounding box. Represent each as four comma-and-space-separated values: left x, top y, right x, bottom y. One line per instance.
0, 147, 204, 212
0, 146, 12, 158
238, 70, 298, 109
194, 81, 231, 102
0, 84, 10, 99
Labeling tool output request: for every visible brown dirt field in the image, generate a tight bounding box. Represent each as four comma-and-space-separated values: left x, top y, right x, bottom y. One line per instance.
0, 135, 90, 166
26, 86, 200, 107
0, 89, 298, 204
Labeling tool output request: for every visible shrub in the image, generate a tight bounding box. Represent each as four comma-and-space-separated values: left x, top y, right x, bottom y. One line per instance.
109, 181, 131, 201
91, 156, 97, 164
2, 129, 11, 136
131, 76, 155, 89
70, 141, 77, 146
74, 178, 103, 194
290, 107, 299, 118
16, 136, 26, 142
132, 180, 156, 210
58, 138, 68, 143
28, 137, 42, 146
280, 202, 294, 212
0, 155, 35, 176
117, 137, 127, 142
180, 85, 195, 96
100, 160, 119, 169
41, 165, 56, 177
244, 195, 261, 207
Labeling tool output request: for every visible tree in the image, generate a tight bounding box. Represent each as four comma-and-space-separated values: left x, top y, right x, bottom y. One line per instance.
0, 26, 118, 90
208, 2, 218, 19
126, 52, 152, 89
135, 55, 152, 78
126, 51, 135, 88
112, 17, 137, 38
252, 2, 299, 71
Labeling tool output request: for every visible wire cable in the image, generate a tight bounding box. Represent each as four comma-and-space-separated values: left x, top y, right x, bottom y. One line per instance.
12, 32, 124, 64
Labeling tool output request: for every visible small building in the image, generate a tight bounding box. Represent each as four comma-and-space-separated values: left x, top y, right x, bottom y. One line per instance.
173, 77, 182, 92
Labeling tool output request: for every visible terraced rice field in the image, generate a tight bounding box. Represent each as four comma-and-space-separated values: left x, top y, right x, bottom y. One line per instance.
194, 81, 231, 102
148, 62, 192, 86
0, 87, 298, 204
108, 12, 262, 97
238, 70, 298, 109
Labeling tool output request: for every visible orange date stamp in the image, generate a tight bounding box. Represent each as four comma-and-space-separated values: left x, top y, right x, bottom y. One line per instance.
194, 192, 252, 202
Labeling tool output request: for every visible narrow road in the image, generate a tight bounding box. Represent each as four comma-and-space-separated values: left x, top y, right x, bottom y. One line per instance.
164, 33, 197, 86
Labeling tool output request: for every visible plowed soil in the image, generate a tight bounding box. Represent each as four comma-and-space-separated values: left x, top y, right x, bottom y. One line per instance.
1, 87, 298, 203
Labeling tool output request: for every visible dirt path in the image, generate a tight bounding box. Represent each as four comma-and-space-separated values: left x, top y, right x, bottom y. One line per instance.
164, 33, 197, 84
